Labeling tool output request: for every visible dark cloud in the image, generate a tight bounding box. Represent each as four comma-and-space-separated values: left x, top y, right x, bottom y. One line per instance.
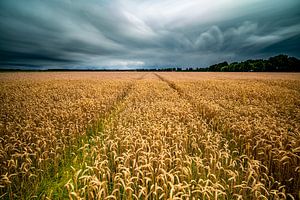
0, 0, 300, 69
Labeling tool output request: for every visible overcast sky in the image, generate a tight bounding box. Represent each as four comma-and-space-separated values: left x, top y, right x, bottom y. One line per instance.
0, 0, 300, 69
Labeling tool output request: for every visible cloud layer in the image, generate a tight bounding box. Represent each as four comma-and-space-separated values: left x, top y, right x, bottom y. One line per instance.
0, 0, 300, 69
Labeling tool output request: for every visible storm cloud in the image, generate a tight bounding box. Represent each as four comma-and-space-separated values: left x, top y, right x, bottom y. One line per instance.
0, 0, 299, 69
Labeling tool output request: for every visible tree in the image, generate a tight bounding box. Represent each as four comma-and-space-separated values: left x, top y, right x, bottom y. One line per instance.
205, 54, 299, 72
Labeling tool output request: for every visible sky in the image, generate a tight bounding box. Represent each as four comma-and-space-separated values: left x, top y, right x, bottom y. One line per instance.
0, 0, 300, 69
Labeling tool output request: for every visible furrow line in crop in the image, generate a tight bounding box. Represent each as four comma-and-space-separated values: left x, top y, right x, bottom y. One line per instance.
154, 72, 298, 199
35, 79, 140, 199
154, 72, 221, 126
63, 80, 227, 199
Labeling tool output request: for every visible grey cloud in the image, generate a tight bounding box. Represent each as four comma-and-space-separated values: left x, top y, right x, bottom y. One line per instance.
0, 0, 299, 69
245, 24, 300, 47
224, 21, 258, 43
195, 26, 224, 51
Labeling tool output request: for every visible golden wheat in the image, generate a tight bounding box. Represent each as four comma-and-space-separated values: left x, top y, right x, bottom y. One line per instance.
0, 72, 299, 199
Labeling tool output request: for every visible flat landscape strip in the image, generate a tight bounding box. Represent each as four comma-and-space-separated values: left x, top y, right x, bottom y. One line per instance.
1, 72, 299, 199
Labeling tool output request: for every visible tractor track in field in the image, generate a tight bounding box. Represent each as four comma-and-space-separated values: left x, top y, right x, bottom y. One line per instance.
153, 72, 244, 159
89, 72, 149, 121
153, 72, 246, 153
154, 72, 221, 126
154, 72, 300, 198
38, 74, 147, 198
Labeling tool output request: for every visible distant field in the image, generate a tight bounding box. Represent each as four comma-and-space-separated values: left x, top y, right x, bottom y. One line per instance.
0, 72, 299, 199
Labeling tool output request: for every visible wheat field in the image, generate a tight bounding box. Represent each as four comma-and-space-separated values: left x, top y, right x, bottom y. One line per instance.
0, 72, 299, 199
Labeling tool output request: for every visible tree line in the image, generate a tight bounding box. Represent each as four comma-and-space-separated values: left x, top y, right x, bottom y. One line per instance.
207, 55, 300, 72
137, 54, 299, 72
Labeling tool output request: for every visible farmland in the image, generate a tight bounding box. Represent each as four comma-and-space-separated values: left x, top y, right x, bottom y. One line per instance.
0, 72, 299, 199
